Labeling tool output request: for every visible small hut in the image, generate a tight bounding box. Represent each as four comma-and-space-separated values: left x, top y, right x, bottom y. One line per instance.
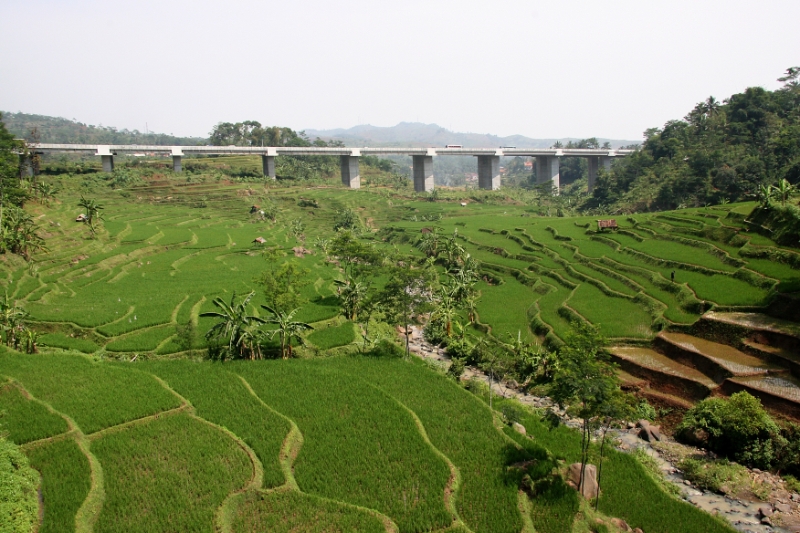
253, 236, 267, 244
596, 219, 618, 232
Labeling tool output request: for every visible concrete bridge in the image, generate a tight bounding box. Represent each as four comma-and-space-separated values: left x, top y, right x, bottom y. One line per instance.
23, 143, 634, 192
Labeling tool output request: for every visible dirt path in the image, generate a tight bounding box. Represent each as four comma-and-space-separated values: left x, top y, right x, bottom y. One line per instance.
404, 325, 799, 533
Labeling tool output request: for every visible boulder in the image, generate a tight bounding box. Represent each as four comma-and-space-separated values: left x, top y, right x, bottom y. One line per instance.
609, 517, 632, 531
638, 424, 662, 442
775, 503, 791, 513
512, 422, 526, 436
568, 462, 598, 500
758, 505, 774, 518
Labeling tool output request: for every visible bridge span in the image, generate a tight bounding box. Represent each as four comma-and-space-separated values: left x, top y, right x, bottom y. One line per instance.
23, 144, 634, 192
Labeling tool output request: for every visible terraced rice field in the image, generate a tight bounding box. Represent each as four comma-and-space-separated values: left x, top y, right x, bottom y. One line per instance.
0, 350, 736, 533
4, 170, 798, 532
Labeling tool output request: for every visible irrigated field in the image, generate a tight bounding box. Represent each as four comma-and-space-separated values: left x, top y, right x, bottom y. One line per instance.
4, 165, 795, 532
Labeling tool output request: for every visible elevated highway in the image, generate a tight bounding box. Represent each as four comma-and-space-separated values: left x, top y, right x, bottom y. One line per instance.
22, 143, 635, 192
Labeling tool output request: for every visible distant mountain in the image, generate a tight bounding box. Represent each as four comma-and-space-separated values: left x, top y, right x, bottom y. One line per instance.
305, 122, 639, 149
0, 112, 206, 146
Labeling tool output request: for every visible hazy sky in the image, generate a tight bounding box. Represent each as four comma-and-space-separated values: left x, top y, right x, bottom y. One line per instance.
1, 0, 798, 141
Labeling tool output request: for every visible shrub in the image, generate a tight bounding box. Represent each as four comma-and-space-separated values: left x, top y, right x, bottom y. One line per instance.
0, 436, 39, 533
676, 391, 783, 469
678, 457, 751, 495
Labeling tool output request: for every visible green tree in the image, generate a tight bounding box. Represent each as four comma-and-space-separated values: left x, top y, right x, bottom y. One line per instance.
77, 195, 104, 237
377, 265, 435, 359
261, 305, 313, 359
200, 291, 266, 360
549, 323, 619, 500
256, 252, 310, 314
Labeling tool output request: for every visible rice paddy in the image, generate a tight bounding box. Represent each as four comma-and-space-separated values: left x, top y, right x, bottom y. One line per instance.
5, 165, 794, 532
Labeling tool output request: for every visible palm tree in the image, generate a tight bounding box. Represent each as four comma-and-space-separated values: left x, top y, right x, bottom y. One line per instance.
77, 196, 104, 237
433, 285, 458, 337
756, 184, 775, 208
773, 179, 794, 207
200, 291, 265, 359
334, 279, 369, 320
0, 293, 27, 348
261, 305, 313, 359
416, 228, 442, 258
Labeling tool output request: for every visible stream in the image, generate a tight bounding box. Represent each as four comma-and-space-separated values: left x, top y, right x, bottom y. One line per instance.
405, 326, 797, 533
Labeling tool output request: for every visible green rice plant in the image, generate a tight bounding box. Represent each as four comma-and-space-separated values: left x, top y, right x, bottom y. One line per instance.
0, 352, 180, 434
92, 413, 252, 533
139, 361, 289, 488
324, 356, 525, 533
39, 333, 100, 353
307, 321, 356, 350
120, 225, 160, 243
474, 276, 539, 342
567, 283, 653, 338
0, 437, 40, 533
105, 325, 174, 352
495, 398, 735, 533
24, 438, 92, 533
0, 381, 68, 444
235, 361, 453, 533
231, 490, 388, 533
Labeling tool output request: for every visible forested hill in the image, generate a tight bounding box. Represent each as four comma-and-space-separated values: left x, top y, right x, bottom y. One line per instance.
0, 112, 206, 146
589, 67, 800, 212
305, 122, 637, 149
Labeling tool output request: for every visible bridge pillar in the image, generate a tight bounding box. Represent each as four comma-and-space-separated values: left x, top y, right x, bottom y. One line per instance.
171, 147, 183, 173
101, 155, 114, 172
588, 156, 599, 192
413, 155, 434, 192
477, 155, 500, 190
535, 155, 560, 193
19, 154, 33, 178
601, 156, 613, 173
261, 155, 276, 179
340, 155, 360, 189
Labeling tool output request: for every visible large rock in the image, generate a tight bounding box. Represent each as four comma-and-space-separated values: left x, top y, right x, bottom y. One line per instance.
512, 422, 526, 436
609, 517, 632, 532
568, 462, 598, 500
638, 424, 662, 442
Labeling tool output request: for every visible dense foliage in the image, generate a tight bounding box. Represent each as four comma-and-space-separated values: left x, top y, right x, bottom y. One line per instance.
676, 391, 800, 472
0, 436, 38, 533
1, 111, 204, 146
590, 67, 800, 212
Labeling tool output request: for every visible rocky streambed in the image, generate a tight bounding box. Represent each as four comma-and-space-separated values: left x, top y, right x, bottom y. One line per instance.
404, 326, 800, 533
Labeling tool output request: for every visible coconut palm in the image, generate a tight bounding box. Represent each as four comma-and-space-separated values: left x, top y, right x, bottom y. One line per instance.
200, 291, 266, 360
261, 304, 313, 359
77, 196, 104, 237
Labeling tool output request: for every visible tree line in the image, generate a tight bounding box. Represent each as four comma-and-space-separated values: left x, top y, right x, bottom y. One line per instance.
587, 67, 800, 212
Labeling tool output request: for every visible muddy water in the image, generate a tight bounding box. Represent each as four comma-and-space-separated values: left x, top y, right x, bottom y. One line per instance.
661, 332, 778, 375
733, 375, 800, 402
611, 346, 717, 386
406, 327, 791, 533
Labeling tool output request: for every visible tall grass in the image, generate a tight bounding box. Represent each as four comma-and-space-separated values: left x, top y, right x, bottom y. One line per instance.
0, 352, 180, 434
24, 438, 92, 533
92, 413, 251, 533
140, 361, 289, 488
0, 381, 68, 443
235, 361, 453, 533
